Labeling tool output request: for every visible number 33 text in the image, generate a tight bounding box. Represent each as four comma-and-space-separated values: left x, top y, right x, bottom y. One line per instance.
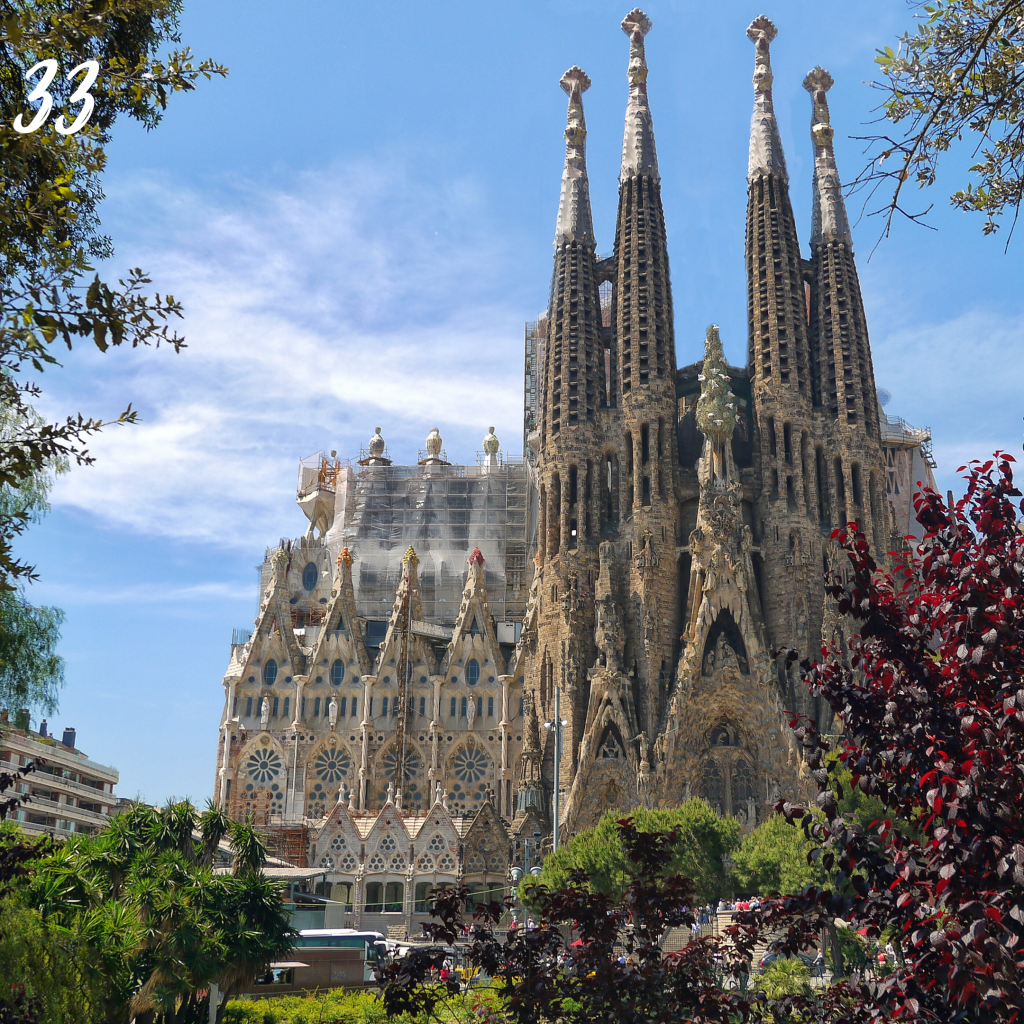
14, 59, 100, 135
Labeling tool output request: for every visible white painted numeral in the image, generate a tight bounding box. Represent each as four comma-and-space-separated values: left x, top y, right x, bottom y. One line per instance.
55, 60, 100, 135
13, 59, 59, 134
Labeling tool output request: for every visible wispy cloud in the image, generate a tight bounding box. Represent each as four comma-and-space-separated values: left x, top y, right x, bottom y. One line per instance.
29, 579, 255, 607
42, 163, 529, 549
870, 307, 1024, 493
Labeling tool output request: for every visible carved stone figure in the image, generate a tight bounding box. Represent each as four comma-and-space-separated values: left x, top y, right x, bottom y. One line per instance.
260, 696, 270, 728
328, 696, 339, 729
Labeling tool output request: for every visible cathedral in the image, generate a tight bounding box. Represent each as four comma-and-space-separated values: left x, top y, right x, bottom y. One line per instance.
212, 10, 936, 924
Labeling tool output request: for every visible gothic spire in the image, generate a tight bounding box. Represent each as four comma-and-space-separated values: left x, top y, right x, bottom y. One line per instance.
747, 16, 788, 184
803, 67, 852, 247
555, 66, 596, 247
620, 8, 659, 182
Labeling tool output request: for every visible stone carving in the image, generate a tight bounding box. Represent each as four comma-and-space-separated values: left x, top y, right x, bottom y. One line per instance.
260, 696, 270, 728
746, 16, 788, 184
328, 696, 339, 729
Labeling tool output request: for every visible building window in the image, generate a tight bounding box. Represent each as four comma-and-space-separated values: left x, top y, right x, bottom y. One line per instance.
351, 696, 358, 718
414, 881, 433, 913
384, 881, 404, 913
487, 696, 494, 717
246, 696, 253, 717
340, 696, 347, 717
450, 697, 457, 718
477, 697, 483, 718
461, 697, 468, 718
272, 697, 279, 718
419, 696, 426, 717
314, 697, 321, 717
331, 659, 345, 686
282, 697, 290, 718
301, 697, 306, 718
382, 697, 389, 718
263, 660, 278, 686
302, 562, 318, 591
232, 697, 238, 715
369, 698, 373, 717
519, 696, 524, 716
466, 659, 480, 686
365, 882, 383, 914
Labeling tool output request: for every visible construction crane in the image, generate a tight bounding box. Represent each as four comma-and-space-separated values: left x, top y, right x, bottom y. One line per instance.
392, 573, 413, 810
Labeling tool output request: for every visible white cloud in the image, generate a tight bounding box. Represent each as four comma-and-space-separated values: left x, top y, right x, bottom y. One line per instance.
869, 307, 1024, 493
29, 579, 255, 607
43, 164, 528, 548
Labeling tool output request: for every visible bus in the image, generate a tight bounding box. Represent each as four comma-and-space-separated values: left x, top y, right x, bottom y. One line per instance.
245, 929, 387, 996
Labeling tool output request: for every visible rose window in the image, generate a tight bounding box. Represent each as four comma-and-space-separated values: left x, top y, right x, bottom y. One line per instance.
427, 833, 447, 853
315, 747, 350, 783
379, 833, 397, 853
453, 746, 490, 783
389, 853, 406, 870
306, 780, 332, 819
368, 852, 386, 871
437, 853, 456, 872
246, 748, 283, 783
329, 833, 347, 853
486, 853, 505, 873
318, 853, 335, 870
339, 853, 357, 871
378, 749, 424, 808
416, 853, 435, 870
466, 852, 485, 873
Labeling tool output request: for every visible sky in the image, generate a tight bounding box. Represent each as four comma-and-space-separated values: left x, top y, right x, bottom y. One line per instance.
15, 0, 1023, 805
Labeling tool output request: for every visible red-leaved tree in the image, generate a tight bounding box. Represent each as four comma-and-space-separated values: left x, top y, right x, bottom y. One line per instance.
742, 452, 1024, 1023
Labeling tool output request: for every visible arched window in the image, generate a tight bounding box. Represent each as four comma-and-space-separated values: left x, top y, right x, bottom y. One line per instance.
331, 659, 345, 686
263, 659, 278, 686
365, 882, 383, 914
384, 881, 404, 913
302, 562, 318, 591
466, 659, 480, 686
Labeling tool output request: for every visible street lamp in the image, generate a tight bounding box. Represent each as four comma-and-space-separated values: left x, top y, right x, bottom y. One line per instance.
544, 687, 568, 851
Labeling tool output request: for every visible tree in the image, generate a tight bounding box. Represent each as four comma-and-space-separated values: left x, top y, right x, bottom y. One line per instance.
534, 801, 739, 904
0, 404, 65, 718
731, 813, 829, 897
857, 0, 1024, 239
381, 816, 749, 1024
741, 451, 1024, 1022
1, 800, 294, 1024
0, 1, 227, 590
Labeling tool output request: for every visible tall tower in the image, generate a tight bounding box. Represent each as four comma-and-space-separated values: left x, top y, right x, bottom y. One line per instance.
612, 8, 679, 738
744, 17, 819, 715
804, 68, 891, 556
535, 66, 604, 799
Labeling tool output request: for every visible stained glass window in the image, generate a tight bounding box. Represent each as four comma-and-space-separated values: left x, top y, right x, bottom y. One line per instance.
351, 696, 358, 718
427, 833, 447, 853
379, 833, 397, 852
315, 747, 350, 783
450, 697, 456, 718
302, 562, 318, 591
379, 748, 423, 807
246, 747, 282, 783
314, 697, 321, 717
340, 696, 347, 717
453, 745, 489, 783
245, 696, 253, 717
466, 659, 480, 685
437, 852, 456, 872
331, 659, 345, 686
382, 697, 389, 718
263, 659, 277, 686
488, 696, 494, 717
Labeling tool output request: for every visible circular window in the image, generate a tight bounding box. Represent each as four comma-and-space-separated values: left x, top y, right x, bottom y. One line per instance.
247, 748, 283, 783
302, 562, 318, 591
315, 746, 350, 783
466, 659, 480, 686
331, 659, 345, 686
453, 745, 489, 783
263, 660, 278, 686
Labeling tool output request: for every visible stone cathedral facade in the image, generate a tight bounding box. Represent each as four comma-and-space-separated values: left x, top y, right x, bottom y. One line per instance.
213, 10, 937, 889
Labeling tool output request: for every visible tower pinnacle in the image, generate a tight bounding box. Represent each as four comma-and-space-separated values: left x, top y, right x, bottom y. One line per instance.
803, 67, 852, 246
620, 8, 659, 182
747, 16, 788, 184
555, 66, 596, 247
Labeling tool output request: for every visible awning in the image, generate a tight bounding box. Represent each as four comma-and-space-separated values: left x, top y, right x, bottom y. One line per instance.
270, 961, 310, 969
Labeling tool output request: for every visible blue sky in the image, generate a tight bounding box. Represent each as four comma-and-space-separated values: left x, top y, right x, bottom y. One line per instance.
17, 0, 1023, 804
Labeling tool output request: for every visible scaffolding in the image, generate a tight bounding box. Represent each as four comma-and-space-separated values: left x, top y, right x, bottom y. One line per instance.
331, 455, 533, 628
